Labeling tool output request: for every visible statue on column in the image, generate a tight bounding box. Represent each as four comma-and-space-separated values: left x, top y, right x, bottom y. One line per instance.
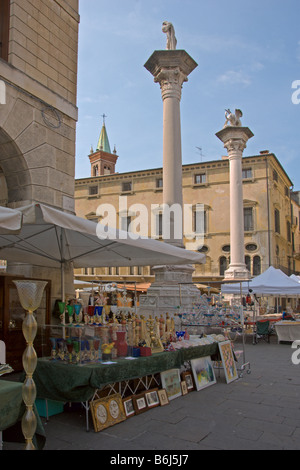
224, 109, 243, 128
162, 21, 177, 50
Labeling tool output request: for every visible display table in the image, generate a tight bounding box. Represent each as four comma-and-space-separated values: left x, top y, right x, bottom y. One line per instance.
0, 379, 45, 449
275, 321, 300, 343
33, 343, 218, 403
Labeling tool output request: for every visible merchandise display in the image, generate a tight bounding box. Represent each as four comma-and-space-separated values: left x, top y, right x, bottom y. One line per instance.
178, 293, 243, 329
39, 308, 226, 365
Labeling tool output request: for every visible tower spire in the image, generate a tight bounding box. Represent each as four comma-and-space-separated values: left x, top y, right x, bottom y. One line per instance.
89, 115, 118, 176
96, 114, 111, 153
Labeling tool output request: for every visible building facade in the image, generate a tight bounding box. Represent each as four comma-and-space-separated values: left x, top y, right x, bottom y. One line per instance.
75, 126, 300, 285
0, 0, 80, 298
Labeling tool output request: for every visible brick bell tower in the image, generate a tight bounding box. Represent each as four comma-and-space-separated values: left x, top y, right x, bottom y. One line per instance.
89, 115, 119, 176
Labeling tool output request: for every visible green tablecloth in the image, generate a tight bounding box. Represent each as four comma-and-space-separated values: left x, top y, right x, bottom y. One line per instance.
33, 343, 218, 403
0, 379, 46, 449
0, 380, 23, 431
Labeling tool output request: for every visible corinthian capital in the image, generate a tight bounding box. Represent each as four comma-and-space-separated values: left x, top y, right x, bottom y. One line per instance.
224, 138, 247, 158
154, 67, 188, 101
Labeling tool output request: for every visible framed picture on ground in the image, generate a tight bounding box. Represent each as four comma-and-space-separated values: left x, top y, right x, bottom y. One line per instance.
218, 340, 238, 384
181, 381, 188, 395
181, 370, 195, 392
123, 396, 135, 418
191, 356, 217, 391
157, 389, 169, 406
90, 393, 126, 432
133, 393, 148, 414
160, 368, 182, 401
145, 388, 160, 408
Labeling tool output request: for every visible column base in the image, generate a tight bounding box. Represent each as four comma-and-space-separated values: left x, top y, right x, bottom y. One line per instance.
138, 265, 200, 316
224, 264, 251, 281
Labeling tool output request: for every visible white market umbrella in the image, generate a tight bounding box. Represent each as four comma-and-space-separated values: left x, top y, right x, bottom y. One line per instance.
0, 203, 205, 299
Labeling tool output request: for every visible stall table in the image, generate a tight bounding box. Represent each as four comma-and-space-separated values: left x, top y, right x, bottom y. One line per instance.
33, 343, 218, 430
0, 379, 45, 449
275, 321, 300, 343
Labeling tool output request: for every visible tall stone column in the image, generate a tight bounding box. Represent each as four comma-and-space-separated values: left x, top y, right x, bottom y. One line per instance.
139, 31, 202, 315
145, 50, 197, 248
216, 121, 254, 280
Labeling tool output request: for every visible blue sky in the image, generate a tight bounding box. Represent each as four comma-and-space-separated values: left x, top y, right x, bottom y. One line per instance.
75, 0, 300, 190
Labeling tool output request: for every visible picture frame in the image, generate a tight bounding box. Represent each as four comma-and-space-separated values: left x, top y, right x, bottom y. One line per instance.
181, 380, 188, 395
160, 368, 182, 401
123, 396, 135, 418
218, 340, 238, 384
181, 370, 195, 392
90, 393, 126, 432
157, 388, 169, 406
145, 388, 160, 408
133, 392, 148, 414
191, 356, 217, 391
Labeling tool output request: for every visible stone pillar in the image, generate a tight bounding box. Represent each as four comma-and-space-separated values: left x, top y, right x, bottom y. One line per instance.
140, 50, 201, 315
216, 126, 254, 280
144, 50, 197, 247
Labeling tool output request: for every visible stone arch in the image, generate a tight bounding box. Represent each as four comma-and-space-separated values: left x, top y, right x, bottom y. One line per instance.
0, 127, 32, 207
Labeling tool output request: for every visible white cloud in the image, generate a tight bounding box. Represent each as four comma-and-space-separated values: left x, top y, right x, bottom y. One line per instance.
217, 69, 252, 86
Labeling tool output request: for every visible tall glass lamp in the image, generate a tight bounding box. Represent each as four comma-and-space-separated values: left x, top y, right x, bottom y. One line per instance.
13, 280, 48, 450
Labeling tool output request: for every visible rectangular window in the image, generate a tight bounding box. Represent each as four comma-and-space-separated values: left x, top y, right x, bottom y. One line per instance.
121, 216, 132, 232
287, 221, 291, 243
244, 207, 254, 231
0, 0, 10, 61
273, 169, 278, 182
89, 186, 98, 195
156, 213, 163, 237
122, 181, 132, 192
194, 173, 206, 185
156, 178, 163, 188
193, 209, 207, 234
274, 208, 280, 234
242, 168, 252, 179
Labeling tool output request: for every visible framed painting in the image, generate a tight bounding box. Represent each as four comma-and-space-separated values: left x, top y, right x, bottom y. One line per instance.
181, 370, 195, 392
145, 388, 160, 408
218, 340, 238, 384
181, 381, 188, 395
191, 356, 217, 391
160, 368, 182, 401
157, 388, 169, 406
133, 392, 148, 414
123, 396, 135, 418
90, 393, 126, 432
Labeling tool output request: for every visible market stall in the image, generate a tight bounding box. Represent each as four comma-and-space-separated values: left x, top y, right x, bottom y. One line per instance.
221, 266, 300, 297
274, 321, 300, 343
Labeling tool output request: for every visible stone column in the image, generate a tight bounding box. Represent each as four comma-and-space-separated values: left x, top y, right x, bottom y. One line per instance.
216, 126, 254, 280
140, 50, 201, 315
144, 50, 197, 248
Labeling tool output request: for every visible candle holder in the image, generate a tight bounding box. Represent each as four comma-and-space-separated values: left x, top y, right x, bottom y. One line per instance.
66, 304, 74, 325
13, 280, 48, 451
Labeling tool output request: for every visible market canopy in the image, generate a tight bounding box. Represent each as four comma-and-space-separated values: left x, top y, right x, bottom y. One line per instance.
221, 266, 300, 296
0, 203, 205, 269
